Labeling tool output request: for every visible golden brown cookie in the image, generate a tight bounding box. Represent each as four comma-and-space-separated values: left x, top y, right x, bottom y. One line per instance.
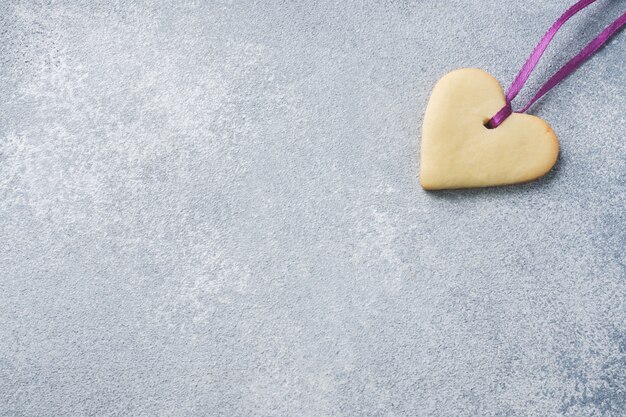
420, 68, 559, 190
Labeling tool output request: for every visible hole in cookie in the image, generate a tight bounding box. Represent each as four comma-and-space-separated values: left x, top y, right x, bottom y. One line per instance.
483, 118, 496, 129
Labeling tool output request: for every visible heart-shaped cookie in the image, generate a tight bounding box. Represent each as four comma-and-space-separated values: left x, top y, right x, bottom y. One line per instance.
419, 68, 559, 190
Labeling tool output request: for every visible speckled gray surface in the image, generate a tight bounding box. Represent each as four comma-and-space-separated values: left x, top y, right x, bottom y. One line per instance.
0, 1, 625, 416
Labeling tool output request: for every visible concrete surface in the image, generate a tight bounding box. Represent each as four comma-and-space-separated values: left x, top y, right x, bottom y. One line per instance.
1, 1, 625, 416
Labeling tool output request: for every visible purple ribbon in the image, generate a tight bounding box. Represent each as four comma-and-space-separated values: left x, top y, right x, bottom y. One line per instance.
487, 0, 626, 128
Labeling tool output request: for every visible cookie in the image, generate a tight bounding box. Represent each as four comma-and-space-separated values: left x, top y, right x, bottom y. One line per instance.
419, 68, 559, 190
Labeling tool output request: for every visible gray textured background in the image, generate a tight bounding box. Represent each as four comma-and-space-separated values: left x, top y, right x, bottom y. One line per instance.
0, 1, 625, 416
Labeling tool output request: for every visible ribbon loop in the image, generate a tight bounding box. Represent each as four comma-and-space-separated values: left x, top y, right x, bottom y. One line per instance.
488, 0, 626, 128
